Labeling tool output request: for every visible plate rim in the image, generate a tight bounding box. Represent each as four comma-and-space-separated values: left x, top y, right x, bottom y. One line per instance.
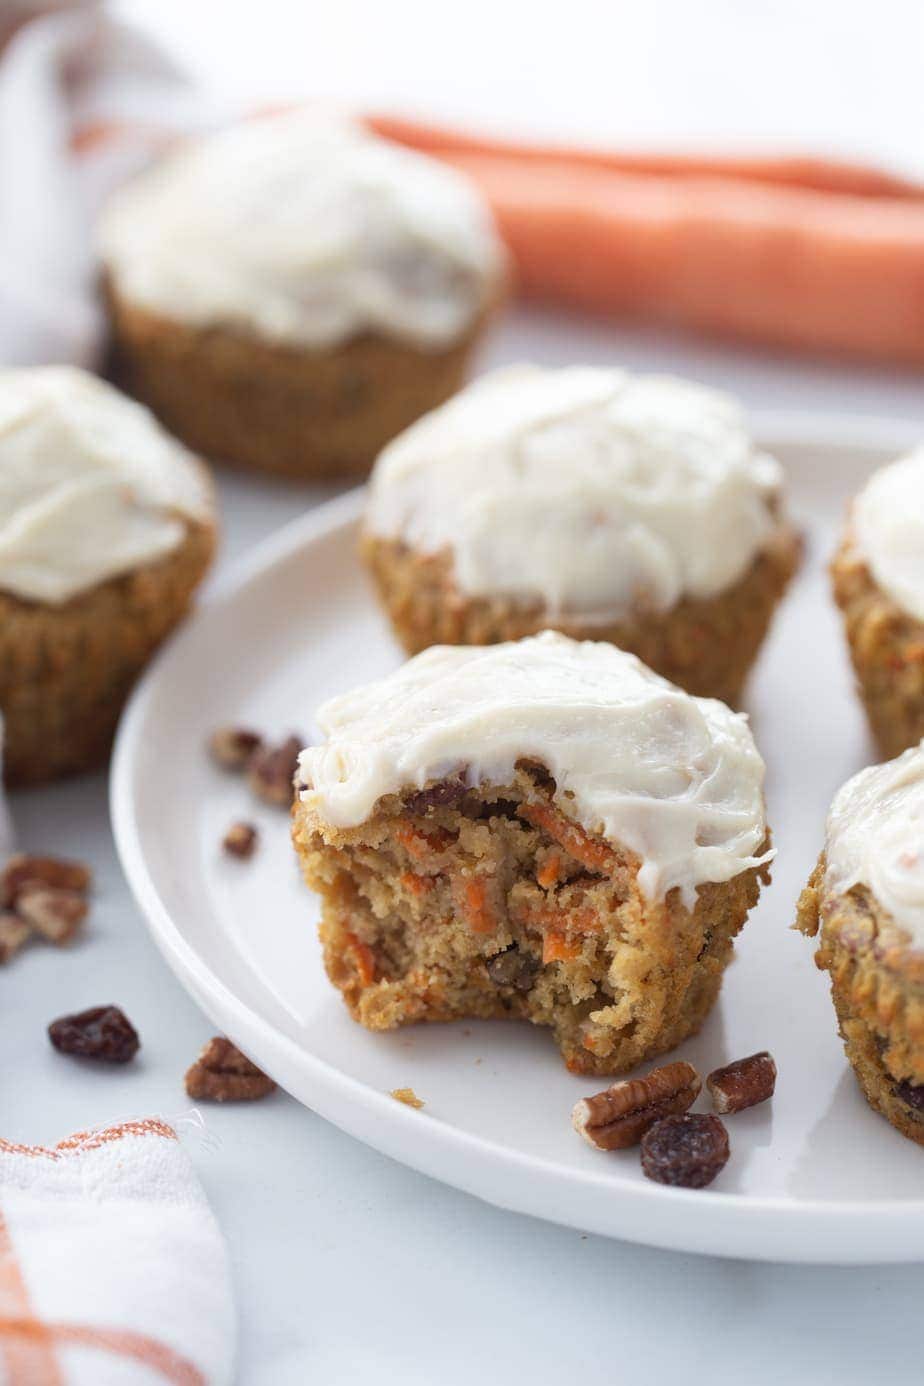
111, 411, 924, 1264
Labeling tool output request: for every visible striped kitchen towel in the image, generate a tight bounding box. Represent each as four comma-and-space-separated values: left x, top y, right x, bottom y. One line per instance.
0, 1119, 234, 1384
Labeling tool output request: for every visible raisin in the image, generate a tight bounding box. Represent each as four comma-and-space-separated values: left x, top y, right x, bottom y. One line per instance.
485, 946, 540, 992
48, 1006, 140, 1063
640, 1113, 730, 1188
894, 1079, 924, 1112
404, 774, 468, 814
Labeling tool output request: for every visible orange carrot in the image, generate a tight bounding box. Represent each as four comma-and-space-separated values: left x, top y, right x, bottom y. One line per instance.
400, 870, 434, 898
536, 854, 561, 890
345, 932, 376, 987
368, 114, 924, 201
393, 822, 453, 863
366, 114, 924, 368
458, 877, 496, 934
519, 802, 615, 875
543, 931, 583, 964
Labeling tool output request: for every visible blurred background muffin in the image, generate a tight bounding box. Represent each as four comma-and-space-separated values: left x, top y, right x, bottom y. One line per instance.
99, 109, 507, 481
362, 364, 799, 704
0, 365, 215, 784
832, 448, 924, 759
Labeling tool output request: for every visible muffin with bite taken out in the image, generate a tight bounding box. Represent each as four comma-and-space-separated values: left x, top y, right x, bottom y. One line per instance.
292, 631, 774, 1075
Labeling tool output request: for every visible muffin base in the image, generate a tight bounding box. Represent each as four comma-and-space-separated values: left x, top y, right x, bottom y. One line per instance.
361, 525, 801, 706
293, 762, 769, 1075
106, 285, 499, 481
0, 521, 214, 786
831, 537, 924, 759
796, 854, 924, 1144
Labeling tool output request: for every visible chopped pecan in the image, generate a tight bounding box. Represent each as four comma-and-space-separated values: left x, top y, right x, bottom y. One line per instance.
404, 773, 468, 814
0, 912, 31, 963
485, 945, 540, 993
17, 886, 87, 943
208, 726, 263, 771
707, 1051, 777, 1114
185, 1037, 276, 1101
1, 854, 91, 909
247, 735, 303, 808
48, 1005, 140, 1063
572, 1060, 702, 1151
222, 822, 258, 859
640, 1113, 730, 1188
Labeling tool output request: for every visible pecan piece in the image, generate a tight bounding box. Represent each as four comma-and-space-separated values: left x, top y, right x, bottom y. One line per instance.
640, 1113, 730, 1188
707, 1051, 777, 1114
222, 822, 258, 859
17, 886, 88, 944
185, 1037, 276, 1101
247, 735, 303, 808
48, 1006, 140, 1063
1, 854, 91, 908
208, 726, 263, 771
0, 912, 31, 963
485, 945, 540, 993
572, 1060, 702, 1151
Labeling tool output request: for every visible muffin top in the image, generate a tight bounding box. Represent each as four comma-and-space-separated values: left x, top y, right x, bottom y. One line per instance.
365, 365, 784, 620
826, 740, 924, 949
98, 110, 505, 351
0, 367, 212, 605
852, 448, 924, 621
298, 631, 771, 904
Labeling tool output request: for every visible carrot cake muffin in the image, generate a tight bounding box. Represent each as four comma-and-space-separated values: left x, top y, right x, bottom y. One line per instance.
832, 448, 924, 759
292, 631, 773, 1074
797, 741, 924, 1144
98, 110, 507, 480
361, 365, 799, 703
0, 365, 215, 785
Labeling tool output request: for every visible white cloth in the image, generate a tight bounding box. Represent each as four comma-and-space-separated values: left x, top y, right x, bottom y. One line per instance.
0, 1118, 235, 1384
0, 0, 207, 368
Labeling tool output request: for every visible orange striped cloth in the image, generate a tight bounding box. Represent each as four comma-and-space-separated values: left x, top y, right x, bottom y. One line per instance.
0, 1120, 234, 1385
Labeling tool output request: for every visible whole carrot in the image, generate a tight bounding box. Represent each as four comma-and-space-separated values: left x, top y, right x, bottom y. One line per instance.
368, 115, 924, 367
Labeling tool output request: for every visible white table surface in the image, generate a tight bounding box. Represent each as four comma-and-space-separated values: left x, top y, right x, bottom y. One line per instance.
6, 3, 924, 1381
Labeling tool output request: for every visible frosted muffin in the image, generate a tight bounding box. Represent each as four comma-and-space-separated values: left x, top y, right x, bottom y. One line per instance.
362, 366, 799, 703
99, 110, 506, 480
832, 449, 924, 759
0, 366, 215, 785
292, 631, 773, 1075
797, 741, 924, 1144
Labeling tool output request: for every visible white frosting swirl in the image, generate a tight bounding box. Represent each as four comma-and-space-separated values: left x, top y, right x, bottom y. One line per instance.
0, 367, 211, 605
98, 110, 505, 351
365, 366, 784, 620
852, 448, 924, 622
298, 631, 772, 905
826, 740, 924, 950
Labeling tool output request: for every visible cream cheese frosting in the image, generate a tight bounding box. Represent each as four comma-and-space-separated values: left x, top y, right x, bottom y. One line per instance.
852, 448, 924, 622
364, 365, 784, 621
98, 110, 505, 351
298, 631, 772, 905
825, 740, 924, 951
0, 366, 211, 605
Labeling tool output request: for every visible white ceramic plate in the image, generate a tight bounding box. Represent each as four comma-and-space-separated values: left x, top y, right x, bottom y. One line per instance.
112, 416, 924, 1264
